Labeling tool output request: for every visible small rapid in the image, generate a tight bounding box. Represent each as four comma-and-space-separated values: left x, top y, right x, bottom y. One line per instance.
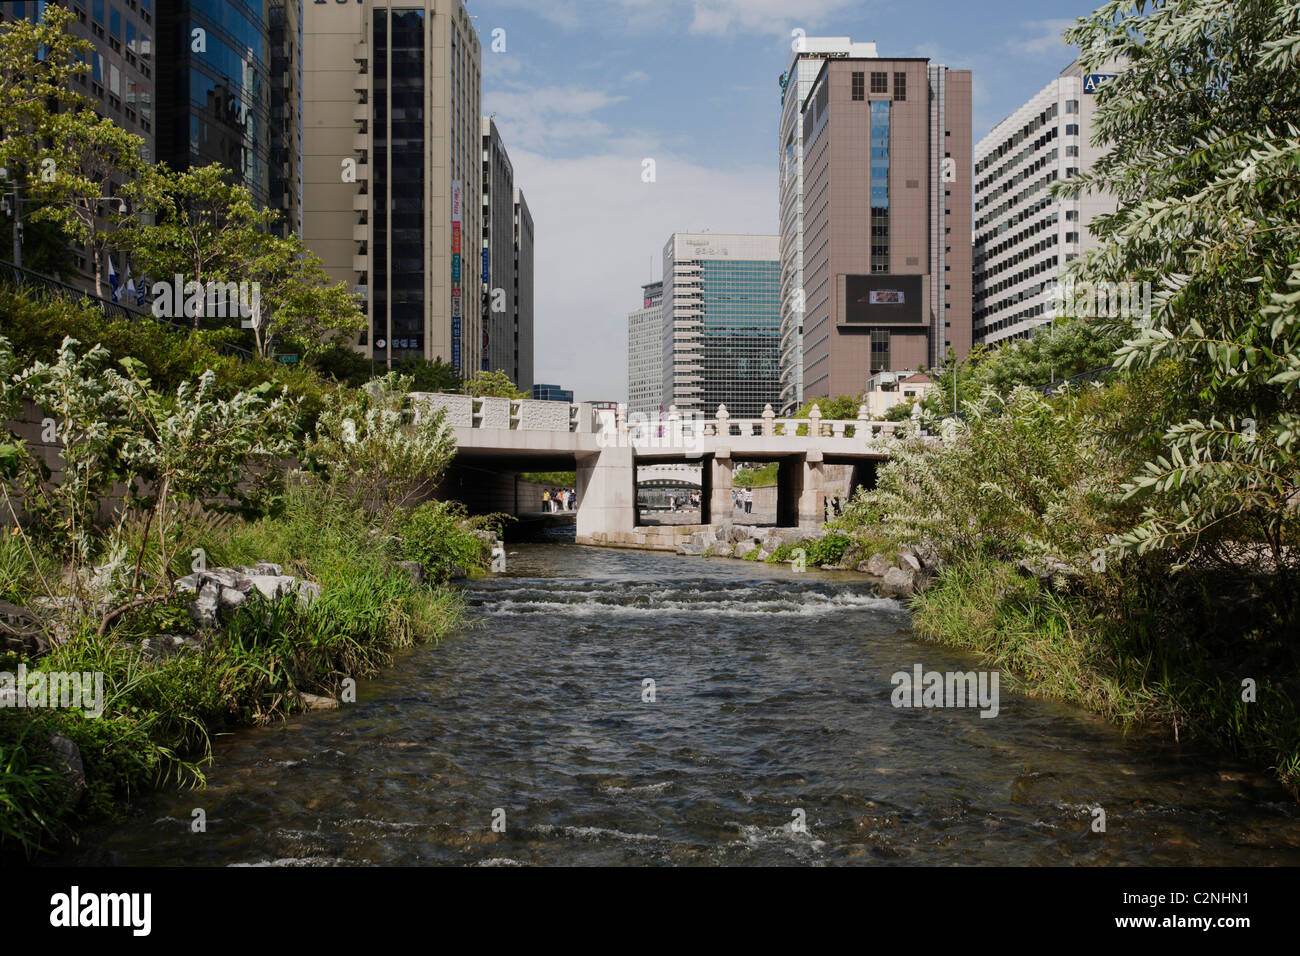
64, 544, 1300, 866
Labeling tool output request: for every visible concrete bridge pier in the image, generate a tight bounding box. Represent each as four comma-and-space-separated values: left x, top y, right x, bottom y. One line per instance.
709, 450, 734, 522
793, 450, 827, 530
575, 445, 636, 541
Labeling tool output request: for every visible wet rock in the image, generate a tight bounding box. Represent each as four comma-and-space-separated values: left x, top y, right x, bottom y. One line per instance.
915, 543, 941, 570
866, 553, 892, 577
296, 581, 322, 607
178, 563, 323, 626
48, 734, 86, 807
676, 543, 705, 556
757, 550, 771, 562
396, 561, 425, 585
732, 542, 752, 560
140, 634, 203, 660
247, 575, 298, 601
219, 587, 248, 611
899, 552, 922, 572
234, 562, 284, 578
878, 566, 916, 598
189, 580, 222, 628
300, 692, 339, 711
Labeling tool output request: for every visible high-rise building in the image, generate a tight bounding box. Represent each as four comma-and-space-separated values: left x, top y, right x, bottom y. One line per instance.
627, 280, 663, 419
2, 0, 156, 287
778, 37, 878, 415
155, 1, 287, 214
661, 233, 781, 418
512, 185, 534, 393
269, 1, 303, 238
304, 0, 482, 370
800, 57, 972, 400
972, 59, 1121, 346
481, 117, 513, 376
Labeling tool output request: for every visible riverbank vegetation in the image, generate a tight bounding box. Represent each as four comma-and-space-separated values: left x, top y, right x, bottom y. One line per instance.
834, 0, 1300, 793
0, 7, 500, 862
0, 330, 493, 860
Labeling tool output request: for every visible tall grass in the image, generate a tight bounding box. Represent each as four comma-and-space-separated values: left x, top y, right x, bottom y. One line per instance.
0, 482, 471, 861
910, 556, 1300, 794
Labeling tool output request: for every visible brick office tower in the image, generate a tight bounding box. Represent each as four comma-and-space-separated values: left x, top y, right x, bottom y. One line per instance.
800, 58, 972, 400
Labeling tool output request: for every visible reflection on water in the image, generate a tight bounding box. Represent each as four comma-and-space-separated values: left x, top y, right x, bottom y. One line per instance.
65, 544, 1300, 866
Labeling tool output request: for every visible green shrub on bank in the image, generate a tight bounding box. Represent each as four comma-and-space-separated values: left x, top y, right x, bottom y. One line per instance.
767, 533, 856, 567
394, 500, 497, 583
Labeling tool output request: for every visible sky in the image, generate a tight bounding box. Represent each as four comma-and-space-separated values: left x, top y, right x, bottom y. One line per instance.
472, 0, 1097, 403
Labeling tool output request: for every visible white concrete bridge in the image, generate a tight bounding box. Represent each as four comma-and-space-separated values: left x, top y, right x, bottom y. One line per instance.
413, 393, 916, 546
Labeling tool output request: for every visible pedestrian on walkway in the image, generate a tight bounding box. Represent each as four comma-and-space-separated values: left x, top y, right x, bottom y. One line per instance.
743, 487, 753, 514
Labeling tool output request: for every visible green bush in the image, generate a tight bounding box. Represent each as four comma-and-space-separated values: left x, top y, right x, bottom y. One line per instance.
394, 500, 494, 583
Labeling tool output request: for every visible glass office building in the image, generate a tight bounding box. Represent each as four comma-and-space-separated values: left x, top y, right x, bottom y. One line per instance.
370, 8, 426, 359
700, 259, 781, 417
155, 0, 275, 210
661, 234, 782, 419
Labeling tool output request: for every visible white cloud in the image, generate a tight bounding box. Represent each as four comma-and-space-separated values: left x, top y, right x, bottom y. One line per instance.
677, 0, 864, 38
622, 69, 650, 84
1015, 18, 1078, 58
480, 0, 584, 30
509, 148, 776, 402
480, 0, 869, 40
485, 84, 628, 152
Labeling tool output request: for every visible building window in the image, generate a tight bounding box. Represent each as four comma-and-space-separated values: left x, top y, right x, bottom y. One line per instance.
1066, 99, 1079, 113
851, 71, 864, 101
870, 330, 890, 373
893, 72, 906, 101
1066, 123, 1079, 135
1066, 144, 1079, 156
870, 71, 887, 94
870, 100, 890, 273
1065, 209, 1079, 221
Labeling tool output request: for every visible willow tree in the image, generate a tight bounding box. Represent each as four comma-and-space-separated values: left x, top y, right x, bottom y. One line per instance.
1064, 0, 1300, 576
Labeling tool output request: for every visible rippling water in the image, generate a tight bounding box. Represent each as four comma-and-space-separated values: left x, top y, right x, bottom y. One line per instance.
66, 544, 1300, 866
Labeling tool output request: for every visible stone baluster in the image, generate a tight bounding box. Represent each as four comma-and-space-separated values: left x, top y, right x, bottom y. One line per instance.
715, 403, 729, 438
808, 403, 822, 438
762, 404, 775, 437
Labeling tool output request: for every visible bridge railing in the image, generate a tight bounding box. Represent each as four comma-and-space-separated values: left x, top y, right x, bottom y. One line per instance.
620, 402, 914, 445
410, 393, 582, 431
411, 392, 918, 446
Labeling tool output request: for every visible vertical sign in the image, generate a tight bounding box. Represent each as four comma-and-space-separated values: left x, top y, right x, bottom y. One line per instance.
451, 179, 463, 372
